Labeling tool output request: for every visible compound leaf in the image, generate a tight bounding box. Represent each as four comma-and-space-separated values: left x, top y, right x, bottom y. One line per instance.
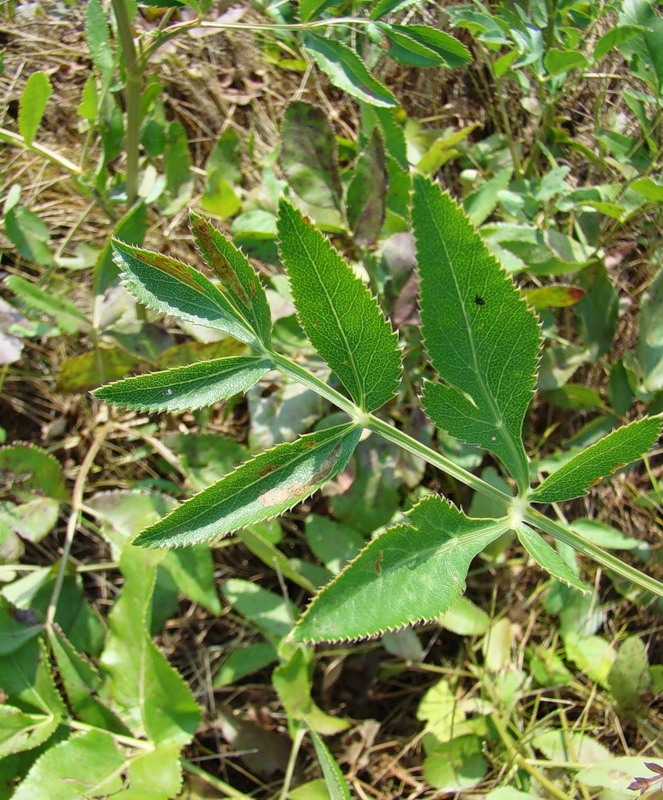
94, 356, 272, 413
517, 524, 589, 593
280, 101, 343, 212
278, 200, 401, 412
19, 71, 52, 146
293, 496, 510, 642
530, 415, 662, 503
413, 175, 541, 490
113, 241, 260, 347
303, 33, 397, 108
134, 423, 361, 548
190, 212, 272, 345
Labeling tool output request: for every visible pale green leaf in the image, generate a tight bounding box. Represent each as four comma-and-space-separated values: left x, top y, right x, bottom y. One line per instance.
631, 176, 663, 201
370, 0, 424, 19
299, 0, 338, 22
544, 49, 589, 75
0, 444, 67, 501
134, 423, 361, 548
517, 525, 589, 593
108, 743, 183, 800
94, 356, 272, 413
577, 756, 663, 791
11, 730, 125, 800
273, 648, 350, 735
237, 526, 316, 592
303, 34, 397, 108
280, 101, 343, 211
294, 496, 510, 643
277, 200, 401, 412
423, 734, 487, 791
346, 130, 387, 246
563, 632, 615, 688
439, 596, 490, 636
0, 706, 57, 759
413, 175, 541, 490
77, 73, 98, 122
190, 212, 272, 345
6, 275, 89, 334
19, 72, 52, 146
113, 241, 260, 346
379, 24, 471, 69
593, 24, 646, 60
530, 415, 662, 503
101, 546, 201, 744
222, 579, 296, 640
636, 264, 663, 392
531, 729, 612, 766
48, 626, 131, 736
463, 166, 512, 226
213, 642, 277, 687
308, 725, 352, 800
85, 0, 114, 78
608, 636, 651, 716
162, 546, 222, 616
618, 0, 663, 95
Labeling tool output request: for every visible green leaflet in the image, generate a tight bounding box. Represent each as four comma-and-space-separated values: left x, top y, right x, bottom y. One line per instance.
303, 34, 397, 108
307, 724, 353, 800
517, 524, 588, 593
277, 200, 401, 412
346, 130, 388, 246
413, 175, 541, 490
293, 496, 510, 643
379, 24, 471, 69
530, 415, 663, 504
134, 423, 361, 548
280, 101, 343, 212
190, 212, 272, 346
7, 275, 90, 335
93, 356, 273, 413
100, 546, 200, 745
112, 241, 260, 347
19, 71, 52, 146
11, 730, 125, 800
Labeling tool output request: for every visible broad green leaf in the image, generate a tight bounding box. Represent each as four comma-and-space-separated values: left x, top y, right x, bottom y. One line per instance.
636, 264, 663, 392
0, 706, 56, 759
6, 275, 89, 334
94, 356, 272, 413
463, 166, 512, 226
577, 756, 663, 792
109, 743, 183, 800
593, 24, 646, 60
113, 241, 259, 346
307, 724, 352, 800
277, 200, 401, 412
213, 642, 277, 688
85, 0, 114, 79
413, 175, 541, 490
19, 72, 52, 146
222, 579, 297, 640
618, 0, 663, 94
11, 730, 125, 800
273, 648, 349, 735
346, 130, 387, 246
280, 101, 343, 211
57, 347, 139, 394
134, 423, 361, 548
303, 34, 397, 108
4, 204, 53, 266
379, 24, 471, 69
101, 546, 200, 745
423, 734, 487, 791
631, 176, 663, 201
531, 729, 611, 766
294, 496, 511, 643
162, 547, 222, 615
517, 524, 589, 593
530, 415, 662, 503
439, 596, 490, 636
608, 636, 651, 717
562, 632, 615, 687
305, 514, 364, 575
544, 49, 589, 75
0, 444, 67, 501
190, 212, 272, 345
48, 626, 131, 736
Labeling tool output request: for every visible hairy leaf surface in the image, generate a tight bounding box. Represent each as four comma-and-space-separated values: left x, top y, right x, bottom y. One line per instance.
280, 102, 343, 211
294, 496, 510, 642
113, 241, 259, 346
190, 212, 272, 345
94, 356, 272, 413
278, 200, 401, 412
413, 175, 541, 489
530, 415, 662, 503
134, 424, 361, 548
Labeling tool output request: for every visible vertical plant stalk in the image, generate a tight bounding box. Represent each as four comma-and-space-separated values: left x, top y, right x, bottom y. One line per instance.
111, 0, 141, 206
45, 422, 112, 628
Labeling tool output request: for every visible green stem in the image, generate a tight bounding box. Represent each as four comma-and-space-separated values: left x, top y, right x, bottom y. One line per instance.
181, 760, 255, 800
279, 726, 306, 800
269, 349, 514, 504
111, 0, 142, 205
67, 720, 152, 751
0, 126, 82, 175
525, 507, 663, 598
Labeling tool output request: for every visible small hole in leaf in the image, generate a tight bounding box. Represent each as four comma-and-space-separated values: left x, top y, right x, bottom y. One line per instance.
475, 295, 485, 306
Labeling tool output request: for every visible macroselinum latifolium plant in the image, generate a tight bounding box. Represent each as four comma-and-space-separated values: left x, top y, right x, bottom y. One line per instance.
95, 176, 663, 644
